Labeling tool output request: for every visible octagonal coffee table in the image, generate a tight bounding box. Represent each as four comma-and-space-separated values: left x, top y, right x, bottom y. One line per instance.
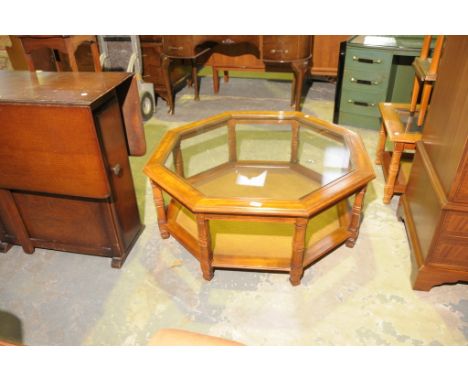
144, 111, 375, 285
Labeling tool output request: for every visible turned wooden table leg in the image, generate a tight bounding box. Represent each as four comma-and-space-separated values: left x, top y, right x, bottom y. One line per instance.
346, 187, 367, 248
290, 217, 308, 286
161, 55, 175, 114
383, 142, 404, 204
196, 214, 213, 281
375, 122, 387, 165
150, 181, 170, 239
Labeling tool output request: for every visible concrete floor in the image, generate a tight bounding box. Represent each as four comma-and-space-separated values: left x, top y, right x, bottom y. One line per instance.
0, 74, 467, 345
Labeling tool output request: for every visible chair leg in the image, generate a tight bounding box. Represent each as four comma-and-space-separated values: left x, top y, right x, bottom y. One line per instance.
417, 82, 433, 127
375, 122, 387, 165
383, 142, 404, 204
409, 78, 420, 114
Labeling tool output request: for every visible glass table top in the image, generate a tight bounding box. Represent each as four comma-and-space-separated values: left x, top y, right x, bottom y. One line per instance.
162, 116, 354, 201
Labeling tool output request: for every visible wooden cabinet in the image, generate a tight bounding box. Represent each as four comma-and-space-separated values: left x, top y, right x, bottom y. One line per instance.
0, 71, 145, 268
398, 36, 468, 290
336, 36, 427, 129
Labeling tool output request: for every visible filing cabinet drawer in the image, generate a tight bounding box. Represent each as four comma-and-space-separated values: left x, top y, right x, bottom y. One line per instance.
342, 68, 389, 94
340, 88, 384, 117
344, 47, 392, 73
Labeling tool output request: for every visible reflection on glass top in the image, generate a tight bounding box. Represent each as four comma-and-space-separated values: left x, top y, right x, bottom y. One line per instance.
163, 120, 354, 201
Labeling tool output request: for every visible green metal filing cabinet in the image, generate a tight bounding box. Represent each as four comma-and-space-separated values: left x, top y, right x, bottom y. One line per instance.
336, 36, 426, 129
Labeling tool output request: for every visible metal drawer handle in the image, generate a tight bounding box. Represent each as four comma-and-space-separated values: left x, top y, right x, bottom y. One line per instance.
270, 49, 289, 54
350, 77, 381, 85
168, 46, 183, 51
111, 164, 122, 176
348, 99, 376, 107
352, 55, 382, 64
222, 38, 236, 44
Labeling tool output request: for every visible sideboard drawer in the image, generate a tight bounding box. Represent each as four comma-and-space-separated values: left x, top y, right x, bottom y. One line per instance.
162, 36, 194, 57
263, 36, 310, 61
343, 68, 388, 94
340, 88, 384, 117
344, 47, 392, 73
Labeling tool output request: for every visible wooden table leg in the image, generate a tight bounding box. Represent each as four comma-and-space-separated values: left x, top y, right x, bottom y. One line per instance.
346, 187, 367, 248
65, 39, 80, 72
212, 67, 220, 94
161, 55, 175, 114
89, 40, 102, 72
192, 59, 200, 101
409, 77, 420, 114
150, 181, 170, 239
383, 142, 404, 204
375, 122, 387, 165
196, 214, 214, 281
290, 73, 297, 107
290, 217, 308, 286
223, 70, 229, 83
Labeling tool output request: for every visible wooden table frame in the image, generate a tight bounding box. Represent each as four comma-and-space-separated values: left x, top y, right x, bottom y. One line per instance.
18, 35, 101, 72
145, 111, 375, 285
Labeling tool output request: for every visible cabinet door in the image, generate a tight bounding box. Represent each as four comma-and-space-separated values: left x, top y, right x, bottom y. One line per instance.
93, 95, 142, 253
0, 104, 109, 199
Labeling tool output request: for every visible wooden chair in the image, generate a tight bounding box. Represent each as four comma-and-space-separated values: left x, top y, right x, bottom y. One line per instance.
375, 36, 445, 204
18, 35, 101, 72
409, 35, 445, 127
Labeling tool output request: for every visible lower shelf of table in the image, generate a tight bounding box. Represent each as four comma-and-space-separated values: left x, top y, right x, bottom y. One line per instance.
381, 151, 414, 194
165, 199, 352, 272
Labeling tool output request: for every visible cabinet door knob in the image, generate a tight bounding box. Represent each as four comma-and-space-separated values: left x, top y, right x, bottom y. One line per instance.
111, 164, 122, 176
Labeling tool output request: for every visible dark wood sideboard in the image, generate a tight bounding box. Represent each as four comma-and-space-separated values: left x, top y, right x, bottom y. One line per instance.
398, 36, 468, 290
0, 71, 146, 267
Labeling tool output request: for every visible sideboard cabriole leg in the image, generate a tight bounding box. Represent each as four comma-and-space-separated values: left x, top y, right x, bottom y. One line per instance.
161, 55, 175, 114
151, 181, 170, 239
346, 187, 367, 248
290, 74, 297, 107
196, 214, 214, 281
383, 142, 404, 204
291, 60, 308, 111
375, 122, 387, 165
192, 59, 200, 101
0, 189, 34, 254
290, 217, 308, 286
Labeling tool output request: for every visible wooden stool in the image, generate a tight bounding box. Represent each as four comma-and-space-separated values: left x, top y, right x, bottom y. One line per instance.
409, 35, 444, 127
18, 35, 101, 72
375, 103, 423, 204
